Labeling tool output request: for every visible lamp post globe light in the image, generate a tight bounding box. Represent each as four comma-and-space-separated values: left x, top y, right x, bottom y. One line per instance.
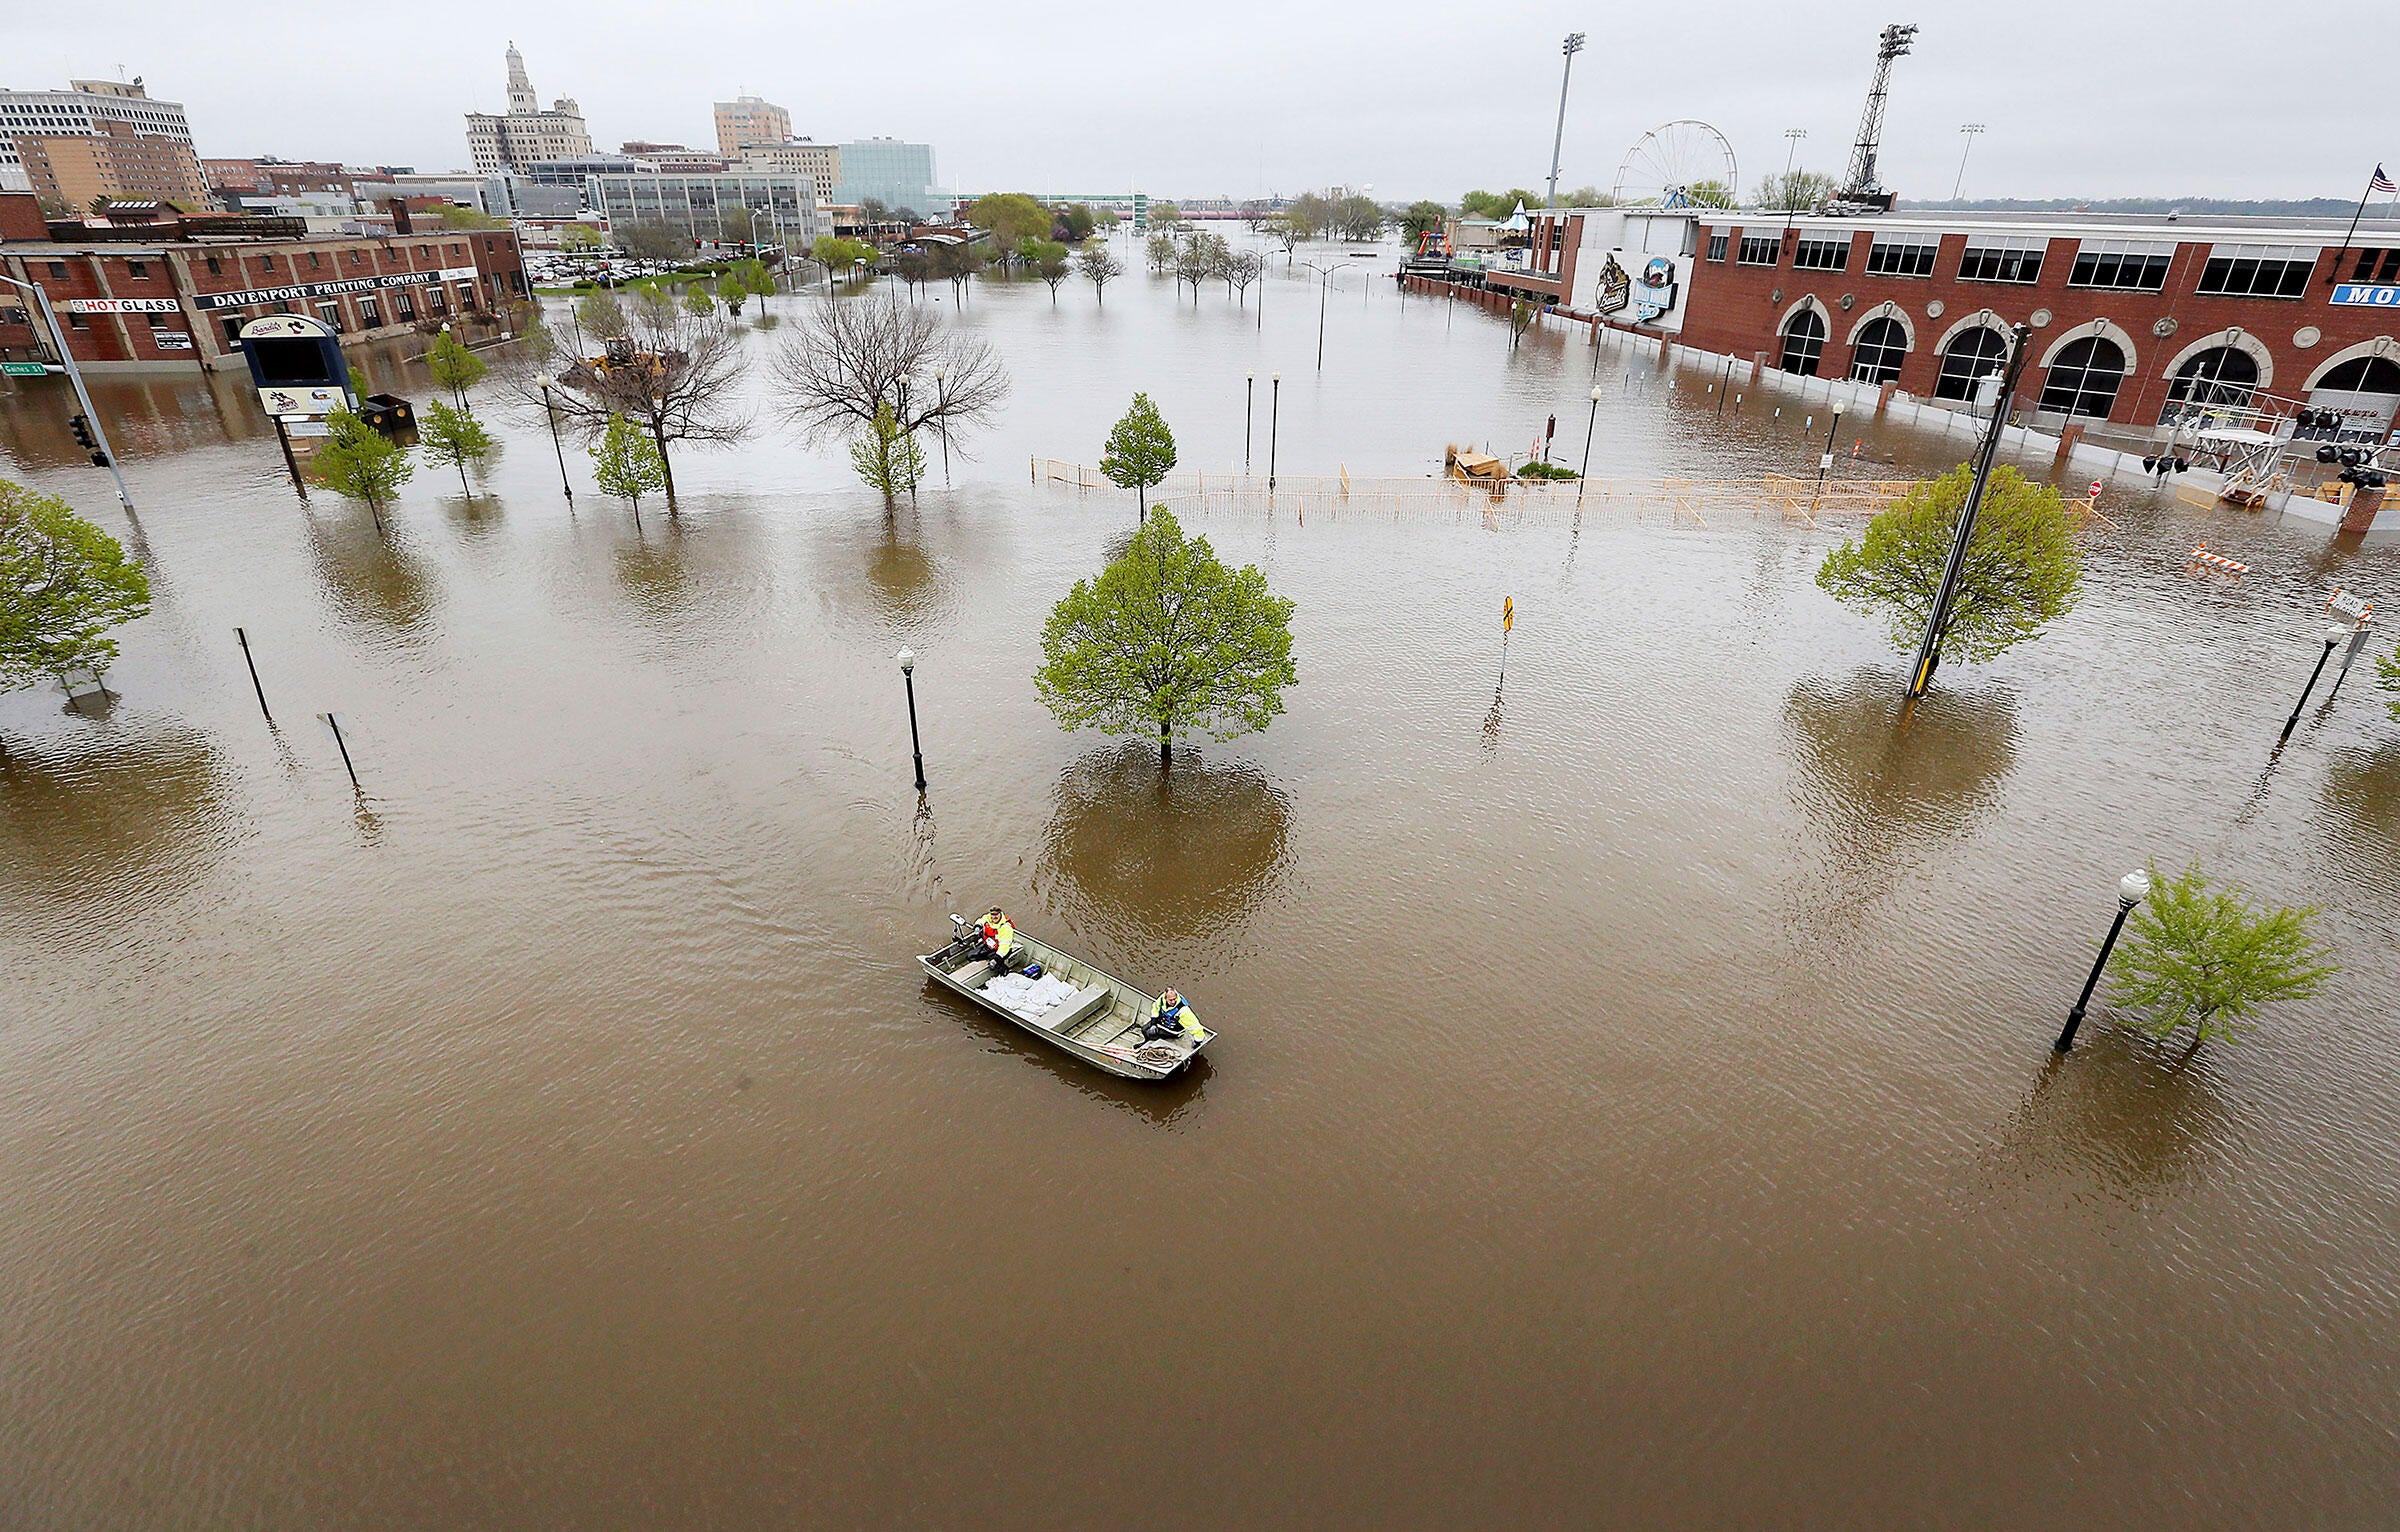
898, 646, 928, 793
2280, 624, 2351, 743
1268, 373, 1282, 490
2054, 869, 2152, 1053
1580, 385, 1603, 481
534, 372, 573, 501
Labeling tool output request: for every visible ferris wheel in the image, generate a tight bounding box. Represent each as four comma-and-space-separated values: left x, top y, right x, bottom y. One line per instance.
1611, 121, 1739, 209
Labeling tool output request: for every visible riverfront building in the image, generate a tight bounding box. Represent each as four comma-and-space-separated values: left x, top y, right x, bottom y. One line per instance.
0, 78, 195, 184
713, 96, 791, 159
831, 139, 937, 214
0, 191, 527, 373
466, 46, 594, 175
580, 171, 829, 248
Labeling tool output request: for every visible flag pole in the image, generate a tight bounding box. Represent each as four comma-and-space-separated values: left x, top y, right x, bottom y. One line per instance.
2330, 166, 2380, 286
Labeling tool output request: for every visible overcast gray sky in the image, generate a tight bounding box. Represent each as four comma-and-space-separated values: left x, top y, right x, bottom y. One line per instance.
11, 2, 2396, 204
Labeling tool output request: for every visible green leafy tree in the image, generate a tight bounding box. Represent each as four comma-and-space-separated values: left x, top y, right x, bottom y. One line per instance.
1815, 463, 2083, 666
590, 411, 667, 516
1271, 212, 1309, 256
419, 397, 494, 496
2109, 864, 2337, 1052
964, 192, 1051, 264
1078, 242, 1123, 306
812, 235, 877, 285
311, 407, 412, 532
0, 478, 151, 693
559, 223, 604, 254
1024, 237, 1072, 301
435, 203, 503, 229
1684, 179, 1736, 209
733, 256, 776, 310
1146, 201, 1183, 229
1563, 185, 1614, 207
1460, 188, 1539, 219
714, 274, 747, 315
1754, 170, 1840, 213
425, 327, 487, 410
1055, 203, 1097, 242
1333, 194, 1385, 241
622, 219, 693, 263
1143, 229, 1177, 274
1285, 192, 1334, 237
1398, 200, 1449, 245
849, 401, 927, 508
1035, 510, 1297, 768
682, 283, 716, 317
1100, 392, 1177, 522
576, 288, 628, 341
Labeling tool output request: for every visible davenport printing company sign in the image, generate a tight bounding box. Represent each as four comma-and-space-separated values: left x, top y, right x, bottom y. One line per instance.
192, 265, 480, 312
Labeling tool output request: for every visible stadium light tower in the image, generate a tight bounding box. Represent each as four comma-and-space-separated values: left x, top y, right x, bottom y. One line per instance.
1952, 123, 1986, 201
1839, 22, 1918, 206
1546, 33, 1587, 209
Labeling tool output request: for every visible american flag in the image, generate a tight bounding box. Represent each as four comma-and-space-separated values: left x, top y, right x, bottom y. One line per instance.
2374, 165, 2397, 194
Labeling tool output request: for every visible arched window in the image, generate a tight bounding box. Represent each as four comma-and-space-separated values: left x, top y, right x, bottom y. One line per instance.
1849, 317, 1908, 383
2313, 355, 2400, 394
2039, 336, 2127, 419
1934, 327, 2008, 400
2160, 346, 2259, 423
1780, 308, 1826, 376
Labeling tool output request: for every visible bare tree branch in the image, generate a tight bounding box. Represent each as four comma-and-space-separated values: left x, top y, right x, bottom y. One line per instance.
770, 295, 1009, 452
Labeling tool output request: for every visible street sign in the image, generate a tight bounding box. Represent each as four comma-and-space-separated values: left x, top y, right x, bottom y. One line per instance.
1502, 596, 1515, 633
1, 361, 52, 377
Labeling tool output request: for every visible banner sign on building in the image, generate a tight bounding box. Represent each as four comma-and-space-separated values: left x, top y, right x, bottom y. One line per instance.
2331, 284, 2400, 308
153, 331, 193, 350
1595, 256, 1632, 316
1632, 256, 1679, 323
194, 266, 479, 312
62, 297, 183, 314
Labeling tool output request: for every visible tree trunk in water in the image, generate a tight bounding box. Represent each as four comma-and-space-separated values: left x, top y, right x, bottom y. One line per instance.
1159, 719, 1171, 768
654, 422, 678, 513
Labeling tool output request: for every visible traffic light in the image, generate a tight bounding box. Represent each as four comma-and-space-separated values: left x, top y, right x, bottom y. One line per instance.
67, 413, 94, 448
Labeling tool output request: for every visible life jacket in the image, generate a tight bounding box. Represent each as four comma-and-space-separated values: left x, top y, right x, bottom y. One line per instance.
984, 918, 1014, 958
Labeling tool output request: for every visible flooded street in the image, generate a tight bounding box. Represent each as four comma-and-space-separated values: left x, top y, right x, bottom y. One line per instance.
4, 239, 2399, 1527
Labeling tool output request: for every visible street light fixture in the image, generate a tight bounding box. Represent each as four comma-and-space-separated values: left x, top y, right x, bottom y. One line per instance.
1545, 33, 1587, 210
2281, 624, 2351, 743
534, 372, 573, 502
1780, 128, 1808, 237
1953, 124, 1986, 203
897, 646, 927, 792
1268, 374, 1282, 489
2055, 869, 2152, 1052
1580, 385, 1603, 481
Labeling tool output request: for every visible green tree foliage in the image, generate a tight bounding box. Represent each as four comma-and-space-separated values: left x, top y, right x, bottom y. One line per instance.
714, 273, 748, 315
311, 407, 412, 526
575, 288, 629, 341
622, 219, 693, 263
435, 203, 503, 229
1143, 230, 1176, 274
1270, 212, 1309, 256
1078, 242, 1123, 305
0, 478, 151, 691
1398, 200, 1449, 245
1683, 179, 1736, 209
419, 398, 494, 496
558, 223, 604, 253
590, 411, 667, 512
1333, 194, 1385, 241
1100, 392, 1177, 521
682, 283, 716, 317
1035, 510, 1298, 767
965, 192, 1051, 263
1054, 203, 1097, 242
1754, 170, 1839, 212
1175, 231, 1229, 300
425, 327, 487, 410
1145, 201, 1183, 229
1023, 237, 1072, 301
1284, 192, 1334, 237
1460, 188, 1539, 219
1563, 185, 1614, 207
732, 257, 776, 309
812, 235, 877, 283
1815, 464, 2084, 665
848, 401, 927, 508
2109, 864, 2336, 1051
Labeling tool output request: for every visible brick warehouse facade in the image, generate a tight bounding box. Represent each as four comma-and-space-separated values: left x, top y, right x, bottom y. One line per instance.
0, 194, 528, 373
1673, 211, 2400, 443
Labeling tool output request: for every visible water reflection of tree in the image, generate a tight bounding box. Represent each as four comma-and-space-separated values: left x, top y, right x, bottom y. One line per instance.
861, 526, 950, 627
1981, 1028, 2234, 1201
1032, 742, 1296, 971
2315, 739, 2400, 900
0, 721, 233, 929
1782, 667, 2018, 922
304, 512, 437, 633
612, 518, 772, 644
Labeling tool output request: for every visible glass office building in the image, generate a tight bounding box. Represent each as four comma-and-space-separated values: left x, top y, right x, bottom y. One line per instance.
583, 172, 830, 247
831, 140, 937, 213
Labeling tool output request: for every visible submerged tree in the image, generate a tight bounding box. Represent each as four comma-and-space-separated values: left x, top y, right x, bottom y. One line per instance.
425, 327, 487, 411
1398, 200, 1448, 246
1035, 510, 1297, 768
849, 401, 928, 508
310, 407, 412, 534
590, 411, 667, 520
419, 398, 494, 496
1024, 237, 1072, 302
1815, 463, 2083, 666
575, 288, 628, 340
1078, 243, 1123, 306
2109, 864, 2336, 1054
1100, 392, 1177, 522
1144, 229, 1176, 274
772, 295, 1008, 473
0, 477, 151, 694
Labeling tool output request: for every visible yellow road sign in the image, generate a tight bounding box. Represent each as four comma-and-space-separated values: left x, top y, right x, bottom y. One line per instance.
1502, 597, 1514, 633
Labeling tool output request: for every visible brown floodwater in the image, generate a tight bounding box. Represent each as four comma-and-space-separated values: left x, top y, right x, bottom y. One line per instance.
3, 243, 2399, 1528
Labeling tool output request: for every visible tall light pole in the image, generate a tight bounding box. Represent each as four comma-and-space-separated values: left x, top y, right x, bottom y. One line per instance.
1245, 374, 1255, 472
1545, 33, 1587, 209
1267, 373, 1281, 490
1579, 385, 1602, 480
933, 367, 951, 486
1907, 323, 2033, 699
2281, 625, 2351, 743
535, 372, 573, 502
1, 272, 136, 515
2056, 870, 2152, 1052
897, 647, 927, 793
1779, 128, 1808, 236
1952, 124, 1986, 203
1300, 257, 1346, 370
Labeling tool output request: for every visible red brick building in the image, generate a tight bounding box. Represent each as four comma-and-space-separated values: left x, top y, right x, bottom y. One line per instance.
1674, 211, 2400, 443
0, 191, 528, 372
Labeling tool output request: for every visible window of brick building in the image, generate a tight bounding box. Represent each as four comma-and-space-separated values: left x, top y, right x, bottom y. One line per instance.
1793, 237, 1849, 272
2348, 248, 2400, 283
220, 315, 244, 349
262, 254, 277, 271
1866, 238, 1938, 276
1779, 308, 1826, 375
1706, 231, 1729, 262
2161, 345, 2259, 422
308, 251, 322, 269
2196, 243, 2315, 298
68, 312, 89, 329
127, 259, 148, 278
1958, 237, 2046, 284
2069, 239, 2174, 291
47, 261, 68, 279
2040, 336, 2128, 418
206, 255, 222, 274
1935, 327, 2011, 400
1849, 316, 1908, 383
359, 297, 381, 326
1738, 233, 1780, 266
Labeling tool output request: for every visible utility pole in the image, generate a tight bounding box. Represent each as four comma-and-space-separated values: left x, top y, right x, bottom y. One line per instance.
1906, 322, 2032, 699
1545, 34, 1587, 209
2, 273, 137, 515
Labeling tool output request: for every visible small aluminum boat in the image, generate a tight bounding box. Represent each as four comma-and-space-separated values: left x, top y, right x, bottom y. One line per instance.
917, 915, 1213, 1080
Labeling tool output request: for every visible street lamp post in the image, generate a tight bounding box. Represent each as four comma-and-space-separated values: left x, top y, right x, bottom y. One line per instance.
1579, 385, 1602, 480
2281, 624, 2351, 743
1268, 373, 1281, 489
1779, 128, 1807, 237
933, 367, 952, 487
1245, 374, 1255, 472
1544, 34, 1587, 209
897, 646, 927, 793
2055, 870, 2152, 1052
1, 272, 136, 515
535, 372, 573, 502
1953, 124, 1986, 203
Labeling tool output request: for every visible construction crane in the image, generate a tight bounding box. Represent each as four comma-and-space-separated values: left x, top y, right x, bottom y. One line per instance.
1837, 23, 1918, 210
